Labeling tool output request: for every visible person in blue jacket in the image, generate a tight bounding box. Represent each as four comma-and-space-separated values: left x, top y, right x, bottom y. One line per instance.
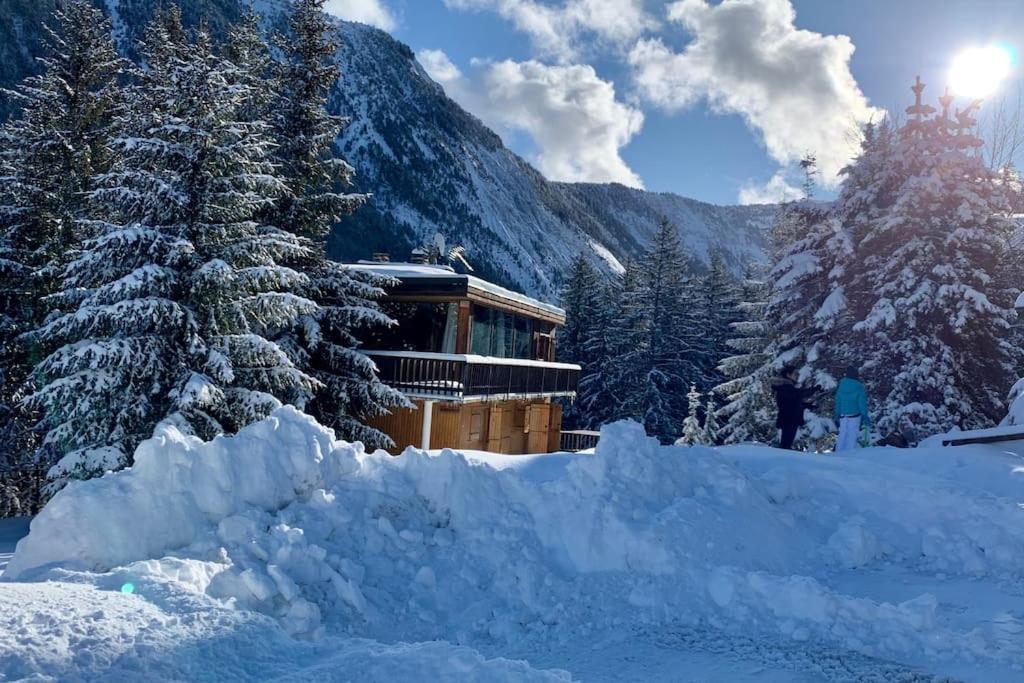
834, 366, 869, 451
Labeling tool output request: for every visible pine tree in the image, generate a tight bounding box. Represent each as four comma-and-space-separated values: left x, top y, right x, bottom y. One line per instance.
268, 0, 405, 445
635, 220, 694, 442
675, 385, 704, 445
600, 260, 648, 425
713, 266, 777, 444
28, 10, 317, 485
559, 255, 603, 428
846, 82, 1019, 434
223, 10, 275, 124
761, 193, 849, 443
0, 0, 125, 488
702, 396, 719, 445
700, 251, 742, 389
571, 270, 622, 429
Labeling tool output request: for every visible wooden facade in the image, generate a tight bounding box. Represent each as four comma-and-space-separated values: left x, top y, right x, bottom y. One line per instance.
369, 398, 563, 455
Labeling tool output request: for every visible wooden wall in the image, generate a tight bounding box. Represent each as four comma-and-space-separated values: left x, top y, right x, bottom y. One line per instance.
368, 399, 563, 455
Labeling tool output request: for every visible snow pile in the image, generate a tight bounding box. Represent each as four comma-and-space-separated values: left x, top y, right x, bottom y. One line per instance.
7, 407, 1024, 679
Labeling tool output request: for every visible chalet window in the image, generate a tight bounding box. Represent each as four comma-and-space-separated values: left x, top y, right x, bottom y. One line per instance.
471, 306, 493, 356
441, 303, 458, 353
365, 302, 458, 353
513, 315, 532, 358
470, 306, 536, 360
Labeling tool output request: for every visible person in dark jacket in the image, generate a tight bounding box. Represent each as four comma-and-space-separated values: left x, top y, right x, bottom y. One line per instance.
772, 366, 806, 450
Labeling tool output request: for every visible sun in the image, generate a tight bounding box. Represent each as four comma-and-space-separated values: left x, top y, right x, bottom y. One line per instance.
948, 45, 1014, 98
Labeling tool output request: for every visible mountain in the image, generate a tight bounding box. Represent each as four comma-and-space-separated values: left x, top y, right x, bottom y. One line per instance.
0, 0, 775, 300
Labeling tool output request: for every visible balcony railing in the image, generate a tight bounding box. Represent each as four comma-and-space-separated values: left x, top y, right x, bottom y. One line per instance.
366, 351, 580, 401
559, 430, 601, 452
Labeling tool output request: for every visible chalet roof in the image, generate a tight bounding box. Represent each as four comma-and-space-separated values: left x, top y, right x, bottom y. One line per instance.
348, 262, 566, 324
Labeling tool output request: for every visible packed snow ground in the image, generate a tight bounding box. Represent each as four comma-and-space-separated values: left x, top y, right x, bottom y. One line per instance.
3, 407, 1024, 681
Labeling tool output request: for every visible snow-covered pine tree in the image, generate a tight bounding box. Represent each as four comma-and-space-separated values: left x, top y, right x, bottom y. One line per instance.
568, 268, 621, 429
847, 82, 1020, 435
702, 396, 719, 445
762, 199, 845, 442
268, 0, 405, 445
223, 9, 275, 124
559, 255, 604, 428
768, 155, 819, 260
675, 385, 704, 446
599, 259, 649, 426
713, 266, 777, 444
28, 10, 318, 485
0, 0, 125, 492
560, 255, 602, 365
1006, 374, 1024, 426
636, 220, 695, 442
700, 251, 742, 389
269, 0, 365, 240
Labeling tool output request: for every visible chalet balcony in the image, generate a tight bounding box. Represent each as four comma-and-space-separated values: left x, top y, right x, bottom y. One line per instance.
366, 351, 580, 402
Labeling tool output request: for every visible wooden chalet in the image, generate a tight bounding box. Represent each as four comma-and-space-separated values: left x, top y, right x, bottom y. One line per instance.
350, 260, 581, 454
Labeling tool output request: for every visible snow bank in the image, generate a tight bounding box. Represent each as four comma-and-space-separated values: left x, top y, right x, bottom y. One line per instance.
8, 408, 1024, 677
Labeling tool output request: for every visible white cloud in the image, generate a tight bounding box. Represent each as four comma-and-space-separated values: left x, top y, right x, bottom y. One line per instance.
444, 0, 656, 61
418, 49, 463, 83
418, 50, 645, 187
324, 0, 396, 31
629, 0, 881, 190
739, 171, 804, 205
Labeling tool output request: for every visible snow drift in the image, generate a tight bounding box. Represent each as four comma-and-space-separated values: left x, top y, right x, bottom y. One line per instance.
8, 407, 1024, 679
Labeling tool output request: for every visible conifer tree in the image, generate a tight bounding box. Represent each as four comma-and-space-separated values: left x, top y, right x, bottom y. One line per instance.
572, 270, 624, 429
601, 260, 648, 425
700, 251, 742, 389
762, 200, 846, 441
223, 10, 274, 124
846, 82, 1019, 434
675, 385, 704, 445
702, 396, 719, 445
0, 0, 125, 485
268, 0, 405, 445
28, 10, 317, 485
714, 267, 777, 444
559, 255, 603, 428
635, 220, 693, 441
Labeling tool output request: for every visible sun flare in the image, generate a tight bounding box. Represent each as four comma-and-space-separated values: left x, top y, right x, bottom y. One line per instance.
948, 45, 1014, 98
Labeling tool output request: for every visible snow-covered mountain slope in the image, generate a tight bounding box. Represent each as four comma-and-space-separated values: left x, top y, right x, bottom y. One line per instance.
327, 20, 773, 297
0, 0, 774, 299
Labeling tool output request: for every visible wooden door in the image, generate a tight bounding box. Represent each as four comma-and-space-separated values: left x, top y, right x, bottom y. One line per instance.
526, 403, 551, 453
547, 402, 563, 453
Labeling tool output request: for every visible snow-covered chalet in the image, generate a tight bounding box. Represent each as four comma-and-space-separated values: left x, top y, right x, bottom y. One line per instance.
349, 257, 581, 454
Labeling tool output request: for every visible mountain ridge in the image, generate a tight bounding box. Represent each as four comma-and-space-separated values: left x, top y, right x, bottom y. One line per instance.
0, 0, 775, 300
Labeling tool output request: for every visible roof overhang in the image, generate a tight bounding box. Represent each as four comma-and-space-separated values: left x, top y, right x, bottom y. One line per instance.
348, 262, 566, 325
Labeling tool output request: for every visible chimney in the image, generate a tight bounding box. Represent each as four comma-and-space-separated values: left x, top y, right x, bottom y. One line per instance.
372, 251, 390, 262
410, 247, 428, 264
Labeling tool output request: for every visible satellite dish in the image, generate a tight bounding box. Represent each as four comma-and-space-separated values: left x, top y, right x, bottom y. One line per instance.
432, 232, 446, 256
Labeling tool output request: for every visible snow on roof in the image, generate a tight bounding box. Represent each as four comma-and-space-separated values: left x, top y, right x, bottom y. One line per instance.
349, 262, 565, 318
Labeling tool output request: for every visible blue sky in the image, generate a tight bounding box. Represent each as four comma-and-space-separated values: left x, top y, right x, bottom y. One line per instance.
326, 0, 1024, 205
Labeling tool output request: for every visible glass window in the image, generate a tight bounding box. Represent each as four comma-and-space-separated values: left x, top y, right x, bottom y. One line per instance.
513, 316, 532, 359
363, 302, 454, 352
441, 303, 458, 354
497, 311, 514, 358
470, 305, 544, 359
471, 306, 492, 355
